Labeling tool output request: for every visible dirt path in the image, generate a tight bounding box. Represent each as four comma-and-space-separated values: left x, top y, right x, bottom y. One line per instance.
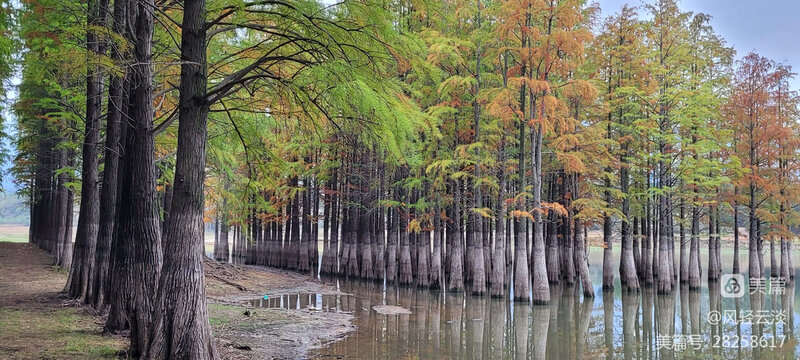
0, 242, 355, 359
0, 242, 125, 359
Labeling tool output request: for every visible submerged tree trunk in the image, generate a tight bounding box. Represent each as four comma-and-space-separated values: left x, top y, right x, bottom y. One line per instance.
619, 162, 638, 291
530, 124, 546, 304
688, 204, 701, 290
430, 207, 443, 290
449, 179, 465, 292
144, 0, 218, 357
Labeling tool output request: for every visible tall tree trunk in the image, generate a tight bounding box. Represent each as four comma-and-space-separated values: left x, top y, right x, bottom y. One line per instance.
733, 187, 740, 274
449, 179, 465, 292
632, 216, 640, 278
144, 0, 218, 357
641, 175, 652, 285
386, 200, 398, 282
89, 0, 127, 303
708, 201, 720, 282
430, 206, 443, 290
67, 0, 108, 300
679, 200, 687, 283
656, 161, 673, 294
216, 203, 229, 262
620, 163, 638, 291
299, 184, 311, 272
573, 174, 593, 298
490, 140, 506, 298
417, 228, 430, 288
688, 204, 701, 289
54, 149, 74, 269
104, 116, 133, 332
530, 124, 546, 303
119, 0, 164, 353
374, 169, 386, 280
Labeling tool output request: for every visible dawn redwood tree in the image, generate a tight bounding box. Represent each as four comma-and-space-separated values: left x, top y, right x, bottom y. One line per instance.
143, 0, 217, 357
67, 0, 108, 300
726, 53, 782, 282
111, 0, 164, 354
89, 0, 128, 308
214, 199, 230, 262
593, 5, 644, 291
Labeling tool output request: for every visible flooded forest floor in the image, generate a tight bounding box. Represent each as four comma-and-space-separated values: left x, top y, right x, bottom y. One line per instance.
0, 242, 354, 359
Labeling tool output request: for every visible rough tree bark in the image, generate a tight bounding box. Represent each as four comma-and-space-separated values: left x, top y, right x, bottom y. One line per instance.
89, 0, 127, 305
143, 0, 218, 357
489, 140, 506, 298
67, 0, 108, 300
619, 162, 639, 291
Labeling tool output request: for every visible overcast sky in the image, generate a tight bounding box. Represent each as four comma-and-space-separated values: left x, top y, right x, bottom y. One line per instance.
597, 0, 800, 89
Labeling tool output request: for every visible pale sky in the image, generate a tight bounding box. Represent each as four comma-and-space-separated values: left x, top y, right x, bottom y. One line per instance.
597, 0, 800, 89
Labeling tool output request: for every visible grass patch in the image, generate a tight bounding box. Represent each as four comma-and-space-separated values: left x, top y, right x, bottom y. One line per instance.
0, 234, 27, 243
0, 307, 124, 359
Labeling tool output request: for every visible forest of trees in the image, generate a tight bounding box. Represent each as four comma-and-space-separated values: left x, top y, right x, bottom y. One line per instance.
2, 0, 800, 359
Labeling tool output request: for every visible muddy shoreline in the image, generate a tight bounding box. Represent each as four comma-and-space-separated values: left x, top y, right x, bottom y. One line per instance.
204, 261, 355, 359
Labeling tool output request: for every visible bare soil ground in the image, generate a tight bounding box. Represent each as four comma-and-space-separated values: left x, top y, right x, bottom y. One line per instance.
0, 242, 354, 359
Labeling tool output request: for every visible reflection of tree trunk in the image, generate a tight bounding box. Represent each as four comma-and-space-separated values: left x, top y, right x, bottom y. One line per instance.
603, 290, 614, 360
429, 292, 441, 352
465, 296, 484, 359
689, 287, 700, 334
622, 291, 639, 360
709, 283, 722, 357
560, 286, 575, 359
656, 293, 676, 360
575, 292, 592, 359
530, 305, 548, 360
547, 285, 562, 359
782, 284, 795, 342
489, 299, 505, 358
448, 293, 463, 357
642, 288, 654, 359
514, 303, 530, 360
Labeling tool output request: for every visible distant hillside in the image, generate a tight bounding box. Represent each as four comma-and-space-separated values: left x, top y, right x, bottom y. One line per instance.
0, 192, 28, 225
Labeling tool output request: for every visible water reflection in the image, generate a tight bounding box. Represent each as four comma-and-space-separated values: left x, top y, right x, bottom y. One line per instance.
250, 278, 800, 359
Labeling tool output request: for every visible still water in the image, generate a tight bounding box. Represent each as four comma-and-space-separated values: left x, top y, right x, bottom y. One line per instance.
251, 248, 800, 359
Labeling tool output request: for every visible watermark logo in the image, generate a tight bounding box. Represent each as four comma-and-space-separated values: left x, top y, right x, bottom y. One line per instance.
721, 274, 745, 298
